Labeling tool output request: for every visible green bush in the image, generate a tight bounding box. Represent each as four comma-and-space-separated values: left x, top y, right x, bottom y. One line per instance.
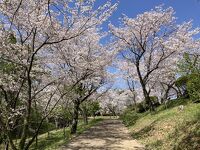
175, 76, 188, 87
136, 101, 147, 113
150, 96, 160, 107
175, 76, 189, 98
175, 73, 200, 101
187, 74, 200, 103
120, 109, 141, 126
134, 97, 160, 113
39, 121, 56, 134
0, 133, 3, 145
88, 101, 100, 117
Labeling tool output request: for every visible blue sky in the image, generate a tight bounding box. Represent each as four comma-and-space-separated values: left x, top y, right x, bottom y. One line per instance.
97, 0, 200, 28
96, 0, 200, 89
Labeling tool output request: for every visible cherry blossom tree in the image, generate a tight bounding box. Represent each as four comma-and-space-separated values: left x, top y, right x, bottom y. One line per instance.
99, 89, 134, 116
0, 0, 117, 149
51, 26, 116, 133
110, 6, 199, 111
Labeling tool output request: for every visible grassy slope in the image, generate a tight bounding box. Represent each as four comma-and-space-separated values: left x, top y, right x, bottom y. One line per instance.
29, 118, 102, 150
125, 100, 200, 150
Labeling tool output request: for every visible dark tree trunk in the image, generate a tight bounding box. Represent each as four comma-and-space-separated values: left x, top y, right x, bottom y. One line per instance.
161, 86, 170, 104
82, 109, 88, 125
83, 113, 88, 125
70, 100, 80, 134
19, 117, 29, 150
19, 67, 33, 150
136, 63, 155, 111
141, 83, 155, 111
35, 135, 38, 148
46, 117, 50, 138
55, 118, 58, 129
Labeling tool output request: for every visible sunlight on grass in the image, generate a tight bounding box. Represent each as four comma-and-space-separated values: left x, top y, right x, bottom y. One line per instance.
29, 118, 103, 150
126, 100, 200, 150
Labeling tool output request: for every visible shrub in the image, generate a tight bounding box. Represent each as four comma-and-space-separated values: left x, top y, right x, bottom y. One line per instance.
120, 109, 141, 126
175, 76, 189, 98
175, 73, 200, 101
150, 96, 160, 107
136, 101, 147, 113
135, 97, 160, 113
187, 73, 200, 103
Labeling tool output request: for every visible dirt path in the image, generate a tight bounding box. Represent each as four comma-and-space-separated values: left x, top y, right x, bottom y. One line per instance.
61, 119, 145, 150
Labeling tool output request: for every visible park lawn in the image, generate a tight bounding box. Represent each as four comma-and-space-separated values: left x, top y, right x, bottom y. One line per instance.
125, 99, 200, 150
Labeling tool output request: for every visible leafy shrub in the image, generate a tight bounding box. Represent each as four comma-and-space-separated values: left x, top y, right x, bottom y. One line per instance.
120, 109, 141, 126
88, 101, 100, 117
165, 98, 188, 108
175, 76, 188, 87
39, 121, 56, 134
150, 96, 160, 107
175, 76, 189, 98
0, 133, 3, 145
175, 73, 200, 101
135, 97, 160, 113
187, 73, 200, 103
136, 101, 147, 113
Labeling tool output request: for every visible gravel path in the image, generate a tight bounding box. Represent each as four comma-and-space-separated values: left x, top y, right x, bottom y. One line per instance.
61, 119, 145, 150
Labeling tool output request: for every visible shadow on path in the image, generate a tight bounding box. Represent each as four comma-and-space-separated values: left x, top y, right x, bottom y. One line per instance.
60, 119, 145, 150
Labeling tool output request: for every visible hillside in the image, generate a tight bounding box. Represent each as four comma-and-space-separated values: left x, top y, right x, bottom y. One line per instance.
121, 99, 200, 150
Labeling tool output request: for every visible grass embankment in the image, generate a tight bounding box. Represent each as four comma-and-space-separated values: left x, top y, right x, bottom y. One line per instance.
27, 118, 102, 150
121, 99, 200, 150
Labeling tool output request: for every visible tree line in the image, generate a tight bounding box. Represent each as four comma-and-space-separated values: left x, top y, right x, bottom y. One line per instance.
0, 1, 199, 150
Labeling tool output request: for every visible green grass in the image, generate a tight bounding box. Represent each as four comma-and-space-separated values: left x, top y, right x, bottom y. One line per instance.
121, 99, 200, 150
0, 118, 103, 150
29, 118, 103, 150
1, 118, 103, 150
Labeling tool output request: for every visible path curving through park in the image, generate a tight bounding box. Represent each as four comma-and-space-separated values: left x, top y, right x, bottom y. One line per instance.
61, 119, 145, 150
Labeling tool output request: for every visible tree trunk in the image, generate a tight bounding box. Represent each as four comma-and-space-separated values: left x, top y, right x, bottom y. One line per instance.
4, 140, 9, 150
19, 70, 32, 150
80, 107, 88, 125
70, 100, 80, 134
133, 95, 137, 111
35, 135, 38, 148
55, 118, 58, 129
19, 117, 29, 150
172, 87, 180, 99
46, 117, 50, 138
83, 111, 88, 125
141, 84, 155, 111
162, 87, 170, 103
136, 63, 155, 111
177, 87, 183, 98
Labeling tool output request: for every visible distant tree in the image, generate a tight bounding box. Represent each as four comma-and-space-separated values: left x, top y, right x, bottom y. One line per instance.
88, 101, 101, 119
